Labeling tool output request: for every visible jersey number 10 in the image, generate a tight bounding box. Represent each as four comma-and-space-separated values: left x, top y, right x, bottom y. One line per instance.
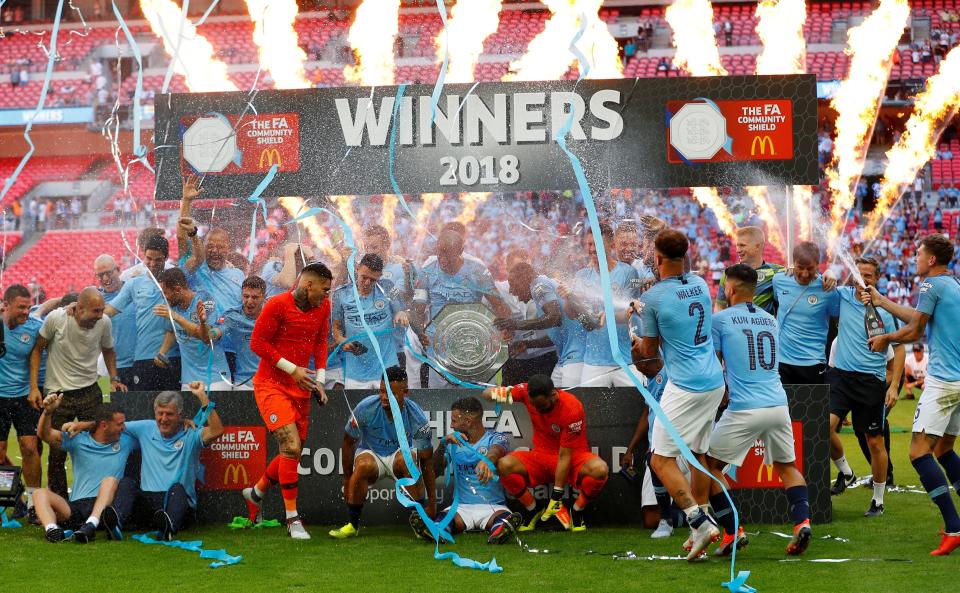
742, 329, 776, 371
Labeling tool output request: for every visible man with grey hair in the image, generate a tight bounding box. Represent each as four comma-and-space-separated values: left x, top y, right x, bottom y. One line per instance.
29, 286, 127, 499
94, 254, 137, 386
115, 382, 223, 540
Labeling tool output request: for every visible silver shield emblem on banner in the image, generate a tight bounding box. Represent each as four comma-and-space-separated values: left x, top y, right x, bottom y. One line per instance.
428, 303, 508, 384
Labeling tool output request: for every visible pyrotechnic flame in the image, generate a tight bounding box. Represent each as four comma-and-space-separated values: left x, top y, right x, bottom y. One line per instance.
825, 0, 910, 246
864, 46, 960, 240
140, 0, 238, 91
244, 0, 310, 89
754, 0, 806, 75
793, 185, 813, 241
455, 192, 490, 225
506, 0, 621, 81
693, 187, 737, 236
331, 195, 362, 236
665, 0, 727, 76
746, 186, 784, 253
439, 0, 504, 83
381, 194, 399, 236
278, 196, 341, 262
344, 0, 400, 86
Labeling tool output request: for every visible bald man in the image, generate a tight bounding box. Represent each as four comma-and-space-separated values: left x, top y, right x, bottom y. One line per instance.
178, 176, 244, 381
30, 286, 128, 499
409, 228, 510, 388
94, 254, 137, 386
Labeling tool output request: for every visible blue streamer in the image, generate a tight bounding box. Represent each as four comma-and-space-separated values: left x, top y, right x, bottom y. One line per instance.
1, 509, 22, 528
386, 84, 421, 224
0, 0, 65, 204
111, 2, 149, 170
132, 533, 241, 568
193, 0, 221, 27
555, 16, 751, 592
245, 164, 277, 263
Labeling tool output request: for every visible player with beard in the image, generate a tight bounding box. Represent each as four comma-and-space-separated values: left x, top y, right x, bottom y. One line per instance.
242, 263, 332, 539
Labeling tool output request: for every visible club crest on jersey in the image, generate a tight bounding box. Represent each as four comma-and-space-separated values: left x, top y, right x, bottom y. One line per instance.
112, 442, 121, 452
807, 295, 818, 305
477, 446, 488, 456
19, 333, 30, 343
374, 300, 386, 310
551, 424, 561, 433
655, 374, 664, 384
174, 440, 184, 450
270, 414, 278, 424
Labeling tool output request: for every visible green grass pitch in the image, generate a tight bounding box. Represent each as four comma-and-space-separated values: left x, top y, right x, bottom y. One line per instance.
3, 395, 956, 593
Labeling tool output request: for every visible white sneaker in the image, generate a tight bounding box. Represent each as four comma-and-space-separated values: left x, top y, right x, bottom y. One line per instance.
686, 517, 720, 561
651, 519, 674, 539
242, 487, 262, 523
287, 517, 311, 540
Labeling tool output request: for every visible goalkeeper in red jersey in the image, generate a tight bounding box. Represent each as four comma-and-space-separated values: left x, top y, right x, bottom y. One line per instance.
241, 262, 332, 540
482, 375, 609, 532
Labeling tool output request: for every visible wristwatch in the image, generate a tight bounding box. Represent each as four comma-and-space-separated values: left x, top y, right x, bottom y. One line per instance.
110, 376, 121, 382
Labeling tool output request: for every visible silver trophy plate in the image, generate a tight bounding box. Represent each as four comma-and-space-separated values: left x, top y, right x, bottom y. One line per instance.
428, 303, 508, 384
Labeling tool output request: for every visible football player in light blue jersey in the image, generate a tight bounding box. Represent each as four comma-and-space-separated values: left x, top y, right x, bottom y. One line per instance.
363, 224, 414, 366
633, 228, 724, 561
410, 396, 519, 544
866, 234, 960, 555
705, 264, 813, 557
34, 396, 132, 543
409, 228, 510, 388
154, 268, 231, 391
330, 367, 437, 538
0, 284, 44, 517
826, 257, 903, 517
494, 263, 577, 385
105, 234, 181, 391
332, 254, 408, 390
565, 222, 644, 387
115, 384, 223, 541
178, 179, 244, 371
772, 242, 840, 385
218, 276, 267, 390
94, 255, 137, 387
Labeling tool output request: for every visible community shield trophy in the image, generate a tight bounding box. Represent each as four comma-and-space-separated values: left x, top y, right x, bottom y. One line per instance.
428, 303, 508, 384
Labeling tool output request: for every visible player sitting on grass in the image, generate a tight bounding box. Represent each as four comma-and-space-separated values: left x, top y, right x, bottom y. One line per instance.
329, 366, 436, 538
33, 395, 131, 543
482, 375, 609, 532
410, 396, 520, 544
704, 264, 813, 557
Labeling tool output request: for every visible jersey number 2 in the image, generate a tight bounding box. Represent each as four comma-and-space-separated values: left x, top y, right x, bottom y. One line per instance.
742, 329, 776, 370
688, 302, 708, 345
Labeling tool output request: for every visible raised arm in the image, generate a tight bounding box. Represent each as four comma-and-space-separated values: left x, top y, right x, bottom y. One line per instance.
37, 392, 64, 447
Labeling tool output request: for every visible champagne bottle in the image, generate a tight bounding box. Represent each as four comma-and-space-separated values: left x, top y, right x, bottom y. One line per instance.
864, 297, 886, 340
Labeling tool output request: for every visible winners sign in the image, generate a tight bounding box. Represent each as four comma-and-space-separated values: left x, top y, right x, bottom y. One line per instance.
154, 75, 818, 199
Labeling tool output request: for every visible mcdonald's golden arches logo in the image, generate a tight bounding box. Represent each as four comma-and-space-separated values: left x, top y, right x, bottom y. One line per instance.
223, 463, 249, 486
755, 463, 778, 484
259, 148, 282, 169
750, 135, 776, 156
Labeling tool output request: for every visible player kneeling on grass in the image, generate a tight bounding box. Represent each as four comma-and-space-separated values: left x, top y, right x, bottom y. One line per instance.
34, 395, 131, 543
482, 375, 608, 532
329, 366, 436, 538
705, 265, 812, 557
410, 396, 520, 544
